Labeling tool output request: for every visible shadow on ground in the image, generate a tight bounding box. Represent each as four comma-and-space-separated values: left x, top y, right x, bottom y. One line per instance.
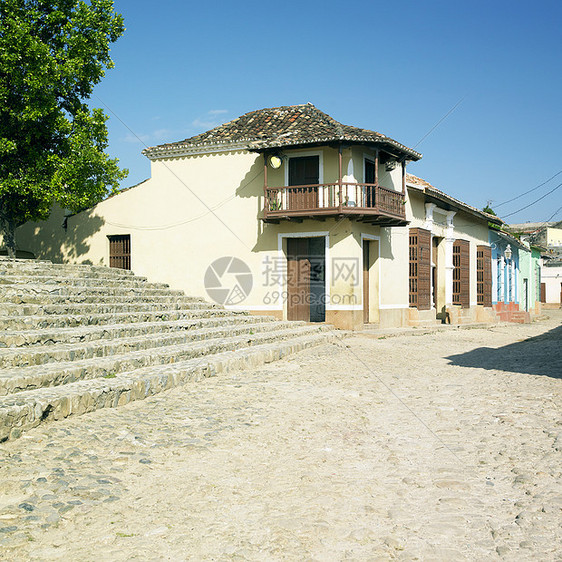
446, 324, 562, 379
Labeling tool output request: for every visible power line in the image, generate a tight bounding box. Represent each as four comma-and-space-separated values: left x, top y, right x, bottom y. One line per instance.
501, 181, 562, 219
413, 97, 465, 149
495, 170, 562, 208
543, 204, 562, 224
95, 95, 251, 249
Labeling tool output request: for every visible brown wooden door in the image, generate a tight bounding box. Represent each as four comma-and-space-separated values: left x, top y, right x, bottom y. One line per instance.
287, 237, 325, 322
288, 156, 319, 210
363, 240, 370, 323
540, 283, 546, 303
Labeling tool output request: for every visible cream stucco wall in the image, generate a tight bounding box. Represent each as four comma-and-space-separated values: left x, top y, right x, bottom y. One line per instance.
14, 147, 493, 329
546, 227, 562, 247
15, 148, 408, 327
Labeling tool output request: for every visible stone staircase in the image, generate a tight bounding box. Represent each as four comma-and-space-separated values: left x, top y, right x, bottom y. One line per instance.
0, 259, 333, 441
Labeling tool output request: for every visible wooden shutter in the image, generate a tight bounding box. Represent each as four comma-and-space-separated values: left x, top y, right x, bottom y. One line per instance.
453, 240, 470, 308
108, 235, 131, 270
409, 228, 431, 310
477, 245, 492, 307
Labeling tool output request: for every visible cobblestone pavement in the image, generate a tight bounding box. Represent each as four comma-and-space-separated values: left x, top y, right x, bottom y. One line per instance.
0, 312, 560, 561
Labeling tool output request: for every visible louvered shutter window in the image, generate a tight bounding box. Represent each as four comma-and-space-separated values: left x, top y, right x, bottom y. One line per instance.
453, 240, 470, 308
409, 228, 431, 310
477, 245, 492, 307
108, 235, 131, 270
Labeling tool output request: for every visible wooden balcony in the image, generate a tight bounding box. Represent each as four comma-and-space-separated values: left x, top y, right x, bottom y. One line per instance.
263, 182, 408, 226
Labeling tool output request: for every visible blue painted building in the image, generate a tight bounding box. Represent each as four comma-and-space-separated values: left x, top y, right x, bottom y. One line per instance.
490, 229, 520, 306
489, 229, 538, 321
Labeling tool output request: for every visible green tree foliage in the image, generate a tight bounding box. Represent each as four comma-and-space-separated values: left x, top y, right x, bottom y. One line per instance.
0, 0, 127, 257
483, 205, 497, 216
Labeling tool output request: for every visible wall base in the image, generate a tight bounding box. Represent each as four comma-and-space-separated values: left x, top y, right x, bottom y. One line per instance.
248, 310, 284, 321
407, 308, 441, 327
378, 308, 409, 329
475, 306, 498, 323
325, 309, 364, 330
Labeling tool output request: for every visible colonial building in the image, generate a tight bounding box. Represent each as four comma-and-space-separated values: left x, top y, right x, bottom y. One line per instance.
489, 229, 541, 322
15, 104, 501, 328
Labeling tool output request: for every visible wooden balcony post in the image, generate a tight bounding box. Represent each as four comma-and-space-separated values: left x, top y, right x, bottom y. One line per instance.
401, 160, 406, 195
374, 148, 380, 211
338, 144, 343, 213
263, 153, 268, 214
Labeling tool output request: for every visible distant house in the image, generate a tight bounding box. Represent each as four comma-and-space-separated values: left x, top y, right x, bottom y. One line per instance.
541, 252, 562, 308
489, 229, 541, 321
508, 220, 562, 307
15, 104, 502, 328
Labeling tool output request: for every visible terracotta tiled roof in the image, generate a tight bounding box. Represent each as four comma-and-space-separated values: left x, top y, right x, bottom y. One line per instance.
406, 173, 503, 225
143, 104, 422, 160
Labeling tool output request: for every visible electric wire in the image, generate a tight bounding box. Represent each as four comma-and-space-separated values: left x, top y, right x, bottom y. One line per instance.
413, 96, 466, 149
495, 170, 562, 208
501, 181, 562, 219
95, 95, 251, 248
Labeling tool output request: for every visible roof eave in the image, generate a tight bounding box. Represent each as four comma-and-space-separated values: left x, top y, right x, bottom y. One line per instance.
249, 138, 421, 160
419, 187, 503, 226
142, 140, 252, 160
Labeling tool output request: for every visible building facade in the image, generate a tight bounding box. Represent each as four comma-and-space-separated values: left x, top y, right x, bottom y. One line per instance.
489, 229, 541, 321
15, 104, 500, 329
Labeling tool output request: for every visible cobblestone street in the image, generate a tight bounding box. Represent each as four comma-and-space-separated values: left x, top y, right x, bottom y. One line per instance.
1, 312, 561, 561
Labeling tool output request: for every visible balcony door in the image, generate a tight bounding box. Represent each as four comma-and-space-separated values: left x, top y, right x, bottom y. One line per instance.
288, 156, 319, 211
363, 159, 376, 207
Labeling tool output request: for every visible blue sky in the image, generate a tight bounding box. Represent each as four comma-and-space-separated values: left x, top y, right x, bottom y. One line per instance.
94, 0, 562, 224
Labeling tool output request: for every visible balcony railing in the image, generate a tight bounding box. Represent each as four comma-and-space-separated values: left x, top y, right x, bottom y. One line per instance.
263, 182, 406, 225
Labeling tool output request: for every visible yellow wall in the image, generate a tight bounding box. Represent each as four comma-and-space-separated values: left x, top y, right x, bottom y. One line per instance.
14, 147, 492, 329
547, 227, 562, 247
15, 149, 399, 326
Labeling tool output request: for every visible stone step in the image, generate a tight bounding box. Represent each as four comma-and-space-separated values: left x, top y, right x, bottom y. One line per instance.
0, 294, 211, 309
0, 283, 185, 298
0, 307, 248, 330
407, 319, 443, 328
0, 320, 307, 369
0, 314, 276, 347
0, 260, 136, 278
0, 331, 334, 441
0, 300, 221, 316
0, 324, 328, 396
0, 275, 165, 289
510, 311, 531, 324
